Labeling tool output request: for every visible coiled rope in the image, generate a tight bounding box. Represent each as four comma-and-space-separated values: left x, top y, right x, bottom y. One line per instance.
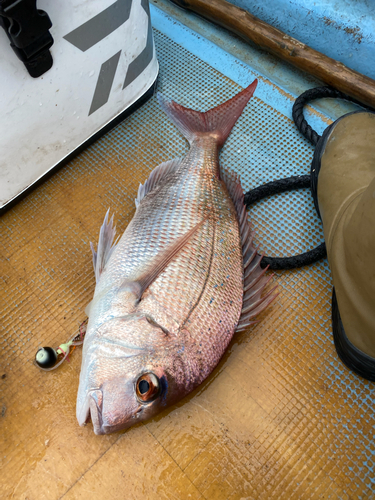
245, 86, 365, 270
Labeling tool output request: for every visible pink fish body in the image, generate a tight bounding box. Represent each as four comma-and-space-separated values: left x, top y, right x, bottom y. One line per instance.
77, 79, 276, 434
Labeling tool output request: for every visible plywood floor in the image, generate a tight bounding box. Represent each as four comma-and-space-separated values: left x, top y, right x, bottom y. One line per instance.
1, 28, 375, 500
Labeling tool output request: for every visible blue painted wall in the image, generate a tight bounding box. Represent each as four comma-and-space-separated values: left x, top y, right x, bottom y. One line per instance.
228, 0, 375, 80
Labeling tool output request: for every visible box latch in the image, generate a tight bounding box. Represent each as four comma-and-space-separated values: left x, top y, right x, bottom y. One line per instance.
0, 0, 53, 77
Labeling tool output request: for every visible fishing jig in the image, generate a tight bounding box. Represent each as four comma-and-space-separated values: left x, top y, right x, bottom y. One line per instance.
35, 319, 88, 371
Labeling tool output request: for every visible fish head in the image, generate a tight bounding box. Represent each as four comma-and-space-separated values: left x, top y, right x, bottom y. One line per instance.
76, 313, 185, 434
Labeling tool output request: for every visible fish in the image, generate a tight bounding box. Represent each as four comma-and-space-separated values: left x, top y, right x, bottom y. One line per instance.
76, 79, 276, 435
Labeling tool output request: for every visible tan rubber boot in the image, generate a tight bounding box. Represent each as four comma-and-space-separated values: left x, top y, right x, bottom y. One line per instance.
312, 111, 375, 381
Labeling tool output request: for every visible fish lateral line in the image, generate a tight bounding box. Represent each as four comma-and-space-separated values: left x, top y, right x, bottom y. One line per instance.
180, 224, 216, 331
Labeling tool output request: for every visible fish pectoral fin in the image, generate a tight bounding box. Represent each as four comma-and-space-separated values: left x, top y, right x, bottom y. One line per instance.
135, 158, 183, 208
91, 209, 119, 283
128, 219, 207, 299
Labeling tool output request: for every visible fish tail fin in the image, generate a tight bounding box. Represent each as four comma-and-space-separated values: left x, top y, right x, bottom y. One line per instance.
157, 79, 258, 147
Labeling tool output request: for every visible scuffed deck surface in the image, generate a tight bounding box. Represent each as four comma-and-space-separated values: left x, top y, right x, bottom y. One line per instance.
1, 29, 375, 500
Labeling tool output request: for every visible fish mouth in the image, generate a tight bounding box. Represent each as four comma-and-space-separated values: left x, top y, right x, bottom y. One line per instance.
78, 389, 137, 435
78, 389, 105, 435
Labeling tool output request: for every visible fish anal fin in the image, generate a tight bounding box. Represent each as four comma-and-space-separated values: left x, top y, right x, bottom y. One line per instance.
135, 158, 182, 208
238, 289, 278, 327
91, 209, 118, 283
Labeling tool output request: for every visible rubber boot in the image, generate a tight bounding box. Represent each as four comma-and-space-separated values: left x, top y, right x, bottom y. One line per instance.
311, 111, 375, 381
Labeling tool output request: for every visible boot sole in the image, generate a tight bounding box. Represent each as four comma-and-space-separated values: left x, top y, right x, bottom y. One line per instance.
332, 288, 375, 381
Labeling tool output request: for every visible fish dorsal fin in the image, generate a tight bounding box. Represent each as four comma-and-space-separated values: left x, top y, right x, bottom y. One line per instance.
135, 158, 182, 208
91, 209, 119, 283
121, 219, 206, 301
221, 169, 277, 332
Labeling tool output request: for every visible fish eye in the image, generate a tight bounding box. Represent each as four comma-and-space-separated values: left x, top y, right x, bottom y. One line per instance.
136, 373, 160, 402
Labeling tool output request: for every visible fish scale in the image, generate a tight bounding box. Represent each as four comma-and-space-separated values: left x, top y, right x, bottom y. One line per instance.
76, 79, 276, 434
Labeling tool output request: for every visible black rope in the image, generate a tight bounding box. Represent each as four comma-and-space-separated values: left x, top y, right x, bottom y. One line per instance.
244, 174, 310, 205
244, 175, 326, 269
292, 86, 366, 146
244, 86, 365, 271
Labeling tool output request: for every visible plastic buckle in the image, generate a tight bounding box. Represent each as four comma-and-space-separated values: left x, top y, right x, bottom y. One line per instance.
0, 0, 53, 77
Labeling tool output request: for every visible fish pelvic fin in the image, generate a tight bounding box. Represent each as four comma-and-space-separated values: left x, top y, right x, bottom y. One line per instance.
221, 169, 278, 331
91, 209, 119, 283
157, 79, 258, 148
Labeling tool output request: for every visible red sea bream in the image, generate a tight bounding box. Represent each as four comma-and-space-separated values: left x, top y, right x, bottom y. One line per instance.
76, 79, 276, 434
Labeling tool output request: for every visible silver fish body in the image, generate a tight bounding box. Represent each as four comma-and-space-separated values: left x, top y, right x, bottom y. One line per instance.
77, 80, 275, 434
